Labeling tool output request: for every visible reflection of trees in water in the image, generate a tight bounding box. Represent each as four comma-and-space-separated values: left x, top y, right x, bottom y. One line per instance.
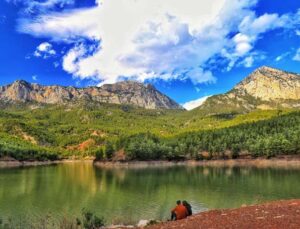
96, 166, 300, 209
0, 164, 300, 225
59, 162, 98, 192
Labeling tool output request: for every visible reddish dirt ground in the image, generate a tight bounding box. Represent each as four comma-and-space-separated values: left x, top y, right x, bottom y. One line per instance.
147, 199, 300, 229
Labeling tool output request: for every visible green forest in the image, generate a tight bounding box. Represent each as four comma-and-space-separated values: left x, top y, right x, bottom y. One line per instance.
0, 102, 299, 161
114, 111, 300, 160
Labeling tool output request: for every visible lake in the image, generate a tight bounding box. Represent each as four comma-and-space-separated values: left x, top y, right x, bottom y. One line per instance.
0, 162, 300, 227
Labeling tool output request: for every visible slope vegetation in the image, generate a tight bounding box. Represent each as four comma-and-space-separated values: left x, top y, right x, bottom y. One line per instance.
0, 102, 298, 161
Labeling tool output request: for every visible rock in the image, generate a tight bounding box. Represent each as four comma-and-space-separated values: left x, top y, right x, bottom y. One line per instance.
256, 217, 265, 220
0, 80, 183, 110
234, 66, 300, 101
106, 225, 134, 228
137, 220, 150, 227
198, 66, 300, 113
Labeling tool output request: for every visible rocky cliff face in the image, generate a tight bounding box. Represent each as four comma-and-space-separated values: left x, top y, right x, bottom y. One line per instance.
199, 66, 300, 113
234, 66, 300, 101
0, 80, 182, 110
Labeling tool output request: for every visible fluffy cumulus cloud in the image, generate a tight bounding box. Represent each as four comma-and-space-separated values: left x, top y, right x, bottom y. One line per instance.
182, 96, 211, 110
12, 0, 300, 85
34, 42, 56, 58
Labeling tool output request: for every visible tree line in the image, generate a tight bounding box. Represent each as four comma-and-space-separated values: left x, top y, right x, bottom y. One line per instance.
96, 111, 300, 161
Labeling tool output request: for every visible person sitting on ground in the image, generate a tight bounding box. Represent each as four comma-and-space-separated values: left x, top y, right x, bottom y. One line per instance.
182, 200, 192, 216
171, 200, 188, 220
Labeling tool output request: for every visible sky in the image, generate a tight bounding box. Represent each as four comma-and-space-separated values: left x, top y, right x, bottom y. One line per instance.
0, 0, 300, 109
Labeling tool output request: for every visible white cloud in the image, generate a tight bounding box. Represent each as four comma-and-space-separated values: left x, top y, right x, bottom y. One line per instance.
62, 43, 87, 76
195, 87, 201, 93
243, 56, 254, 67
34, 42, 56, 58
13, 0, 300, 85
182, 96, 211, 110
275, 55, 283, 62
296, 30, 300, 36
53, 61, 60, 68
233, 33, 253, 56
275, 52, 290, 62
293, 48, 300, 61
32, 75, 38, 81
239, 13, 283, 35
186, 68, 216, 85
222, 12, 296, 70
6, 0, 74, 13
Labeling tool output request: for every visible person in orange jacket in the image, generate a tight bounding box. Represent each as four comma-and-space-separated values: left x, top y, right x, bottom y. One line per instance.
171, 200, 188, 220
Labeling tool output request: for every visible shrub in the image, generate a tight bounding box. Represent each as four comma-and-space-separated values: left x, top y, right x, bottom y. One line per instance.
82, 209, 105, 229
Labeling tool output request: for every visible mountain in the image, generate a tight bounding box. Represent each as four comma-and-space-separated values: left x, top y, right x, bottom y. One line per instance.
0, 80, 182, 110
198, 66, 300, 114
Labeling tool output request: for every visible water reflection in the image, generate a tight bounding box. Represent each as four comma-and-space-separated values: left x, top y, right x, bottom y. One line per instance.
0, 162, 299, 225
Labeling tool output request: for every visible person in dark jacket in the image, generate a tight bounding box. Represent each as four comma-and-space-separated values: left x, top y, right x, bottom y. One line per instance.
182, 200, 192, 216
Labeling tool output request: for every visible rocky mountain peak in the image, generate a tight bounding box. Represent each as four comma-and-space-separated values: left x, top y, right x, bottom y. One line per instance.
234, 66, 300, 101
0, 80, 183, 110
13, 79, 28, 84
197, 66, 300, 113
11, 79, 32, 88
101, 80, 147, 91
243, 66, 300, 83
256, 65, 277, 72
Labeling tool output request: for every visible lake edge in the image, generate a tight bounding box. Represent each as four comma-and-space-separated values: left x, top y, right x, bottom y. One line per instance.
94, 156, 300, 169
141, 199, 300, 229
1, 155, 300, 169
0, 159, 93, 169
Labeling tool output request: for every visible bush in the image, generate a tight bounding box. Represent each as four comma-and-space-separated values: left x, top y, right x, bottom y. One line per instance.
95, 148, 105, 160
82, 209, 105, 229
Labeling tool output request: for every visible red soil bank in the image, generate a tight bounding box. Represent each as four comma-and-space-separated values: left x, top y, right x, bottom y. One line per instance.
147, 199, 300, 229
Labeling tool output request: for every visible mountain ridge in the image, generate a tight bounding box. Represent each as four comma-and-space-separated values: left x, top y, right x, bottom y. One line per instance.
197, 66, 300, 113
0, 80, 183, 110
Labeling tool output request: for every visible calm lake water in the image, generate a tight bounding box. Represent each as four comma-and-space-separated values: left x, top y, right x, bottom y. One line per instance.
0, 162, 300, 226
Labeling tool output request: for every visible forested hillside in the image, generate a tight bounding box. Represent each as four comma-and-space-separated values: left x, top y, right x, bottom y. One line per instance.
0, 102, 298, 161
115, 111, 300, 161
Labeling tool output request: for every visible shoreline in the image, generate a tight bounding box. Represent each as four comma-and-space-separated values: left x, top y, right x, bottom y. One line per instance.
0, 160, 61, 168
0, 158, 94, 169
94, 155, 300, 169
140, 199, 300, 229
1, 155, 300, 169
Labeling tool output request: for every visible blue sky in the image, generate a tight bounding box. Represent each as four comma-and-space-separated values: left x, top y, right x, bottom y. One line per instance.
0, 0, 300, 109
